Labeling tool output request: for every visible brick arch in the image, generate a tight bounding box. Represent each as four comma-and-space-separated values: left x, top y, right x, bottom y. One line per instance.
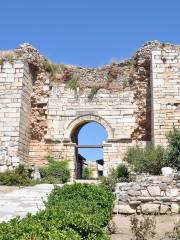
65, 114, 114, 140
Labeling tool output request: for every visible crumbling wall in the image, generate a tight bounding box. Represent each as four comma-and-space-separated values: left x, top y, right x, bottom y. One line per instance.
114, 174, 180, 215
1, 41, 179, 175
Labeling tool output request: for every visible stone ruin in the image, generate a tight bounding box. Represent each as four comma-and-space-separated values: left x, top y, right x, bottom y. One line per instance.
0, 41, 180, 179
114, 174, 180, 215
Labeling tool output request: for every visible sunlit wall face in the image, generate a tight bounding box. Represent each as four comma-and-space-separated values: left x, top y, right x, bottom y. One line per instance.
77, 122, 107, 161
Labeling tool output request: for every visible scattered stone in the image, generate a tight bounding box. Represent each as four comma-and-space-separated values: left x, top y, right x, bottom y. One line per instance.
118, 204, 136, 214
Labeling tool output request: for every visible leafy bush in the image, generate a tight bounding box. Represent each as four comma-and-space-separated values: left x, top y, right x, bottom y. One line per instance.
130, 215, 156, 240
116, 163, 129, 180
83, 167, 93, 179
0, 183, 114, 240
0, 165, 32, 186
124, 144, 166, 175
165, 127, 180, 170
101, 163, 130, 191
39, 156, 70, 183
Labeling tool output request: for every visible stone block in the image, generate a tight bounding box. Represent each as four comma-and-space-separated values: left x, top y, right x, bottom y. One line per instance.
141, 189, 149, 197
171, 203, 180, 214
160, 204, 170, 214
117, 204, 136, 214
141, 203, 160, 214
166, 188, 179, 197
147, 186, 161, 196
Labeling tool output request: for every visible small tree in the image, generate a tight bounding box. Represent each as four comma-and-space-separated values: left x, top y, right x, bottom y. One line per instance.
165, 127, 180, 171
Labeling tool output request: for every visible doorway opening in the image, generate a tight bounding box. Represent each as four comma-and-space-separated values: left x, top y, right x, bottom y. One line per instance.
71, 121, 108, 179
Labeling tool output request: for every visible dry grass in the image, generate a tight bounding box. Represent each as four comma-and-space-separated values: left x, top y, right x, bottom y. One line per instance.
0, 50, 14, 59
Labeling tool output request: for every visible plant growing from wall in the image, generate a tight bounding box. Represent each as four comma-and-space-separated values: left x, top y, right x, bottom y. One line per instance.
0, 52, 14, 65
122, 78, 129, 88
88, 85, 98, 100
107, 64, 119, 82
42, 59, 61, 75
67, 74, 79, 93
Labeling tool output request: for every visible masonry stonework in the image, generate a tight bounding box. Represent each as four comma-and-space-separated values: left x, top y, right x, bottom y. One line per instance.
0, 41, 180, 179
114, 174, 180, 214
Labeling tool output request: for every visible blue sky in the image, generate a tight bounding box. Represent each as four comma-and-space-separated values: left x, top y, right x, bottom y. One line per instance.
1, 0, 180, 160
0, 0, 180, 67
78, 122, 107, 161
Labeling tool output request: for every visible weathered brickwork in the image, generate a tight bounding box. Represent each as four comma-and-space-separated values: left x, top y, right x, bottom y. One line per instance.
151, 46, 180, 145
0, 41, 180, 178
0, 60, 32, 171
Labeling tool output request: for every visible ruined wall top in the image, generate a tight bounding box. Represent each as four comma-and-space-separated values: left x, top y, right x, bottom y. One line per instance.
1, 41, 180, 89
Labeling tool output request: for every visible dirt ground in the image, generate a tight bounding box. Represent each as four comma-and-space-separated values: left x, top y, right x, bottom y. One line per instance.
0, 186, 20, 193
111, 214, 180, 240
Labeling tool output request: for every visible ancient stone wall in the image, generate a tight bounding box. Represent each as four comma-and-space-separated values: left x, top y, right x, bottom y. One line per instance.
115, 174, 180, 215
0, 60, 32, 171
0, 41, 180, 178
151, 45, 180, 145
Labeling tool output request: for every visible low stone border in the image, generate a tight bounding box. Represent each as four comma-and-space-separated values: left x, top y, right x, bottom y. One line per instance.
114, 174, 180, 214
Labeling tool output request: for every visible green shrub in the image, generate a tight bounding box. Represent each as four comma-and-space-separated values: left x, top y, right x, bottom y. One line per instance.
124, 144, 166, 175
0, 165, 32, 186
116, 163, 129, 180
83, 167, 93, 179
165, 127, 180, 170
101, 163, 130, 191
0, 184, 114, 240
39, 157, 70, 183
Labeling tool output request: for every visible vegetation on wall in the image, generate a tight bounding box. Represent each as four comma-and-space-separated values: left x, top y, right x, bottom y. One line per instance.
107, 64, 119, 82
42, 59, 61, 75
88, 85, 98, 100
67, 74, 79, 92
0, 183, 114, 240
0, 51, 14, 65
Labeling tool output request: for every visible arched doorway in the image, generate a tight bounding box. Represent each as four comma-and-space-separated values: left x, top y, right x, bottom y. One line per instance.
71, 121, 108, 179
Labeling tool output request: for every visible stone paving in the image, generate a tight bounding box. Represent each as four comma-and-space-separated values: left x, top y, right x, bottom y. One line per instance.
0, 184, 55, 223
